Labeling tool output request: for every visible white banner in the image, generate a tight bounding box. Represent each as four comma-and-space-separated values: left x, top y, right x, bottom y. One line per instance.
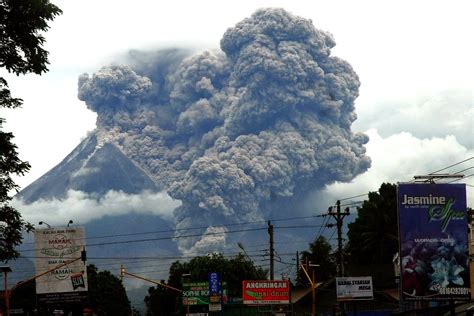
336, 277, 373, 301
34, 227, 88, 296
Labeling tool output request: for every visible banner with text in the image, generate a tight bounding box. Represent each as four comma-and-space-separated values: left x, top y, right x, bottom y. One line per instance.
242, 280, 290, 305
336, 277, 373, 301
34, 226, 88, 304
182, 282, 228, 306
398, 183, 469, 301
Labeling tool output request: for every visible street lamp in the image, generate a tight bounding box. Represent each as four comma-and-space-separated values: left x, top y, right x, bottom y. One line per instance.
67, 220, 73, 227
237, 242, 252, 262
300, 262, 320, 316
38, 221, 51, 228
309, 263, 320, 316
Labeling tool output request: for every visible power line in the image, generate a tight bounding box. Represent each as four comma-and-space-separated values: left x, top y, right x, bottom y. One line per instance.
448, 173, 473, 183
21, 213, 325, 246
20, 226, 268, 252
428, 156, 474, 175
334, 157, 473, 204
339, 193, 369, 201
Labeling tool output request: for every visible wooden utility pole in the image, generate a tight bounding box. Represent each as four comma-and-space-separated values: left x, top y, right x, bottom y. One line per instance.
327, 200, 350, 277
268, 221, 274, 280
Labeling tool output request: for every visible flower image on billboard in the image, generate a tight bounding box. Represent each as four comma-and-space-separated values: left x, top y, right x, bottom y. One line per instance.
398, 183, 470, 301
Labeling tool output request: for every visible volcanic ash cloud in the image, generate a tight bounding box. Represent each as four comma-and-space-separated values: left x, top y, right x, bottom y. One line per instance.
77, 8, 371, 253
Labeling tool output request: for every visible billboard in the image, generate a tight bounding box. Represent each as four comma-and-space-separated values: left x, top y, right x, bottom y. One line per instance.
336, 277, 373, 301
34, 226, 88, 304
182, 282, 228, 306
398, 183, 469, 301
208, 272, 222, 311
242, 280, 290, 304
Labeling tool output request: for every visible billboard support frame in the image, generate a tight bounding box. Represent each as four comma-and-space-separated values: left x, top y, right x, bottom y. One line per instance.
412, 173, 465, 183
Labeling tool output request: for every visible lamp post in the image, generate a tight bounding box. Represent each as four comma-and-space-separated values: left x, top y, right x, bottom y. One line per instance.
1, 266, 12, 316
67, 220, 73, 227
309, 263, 320, 316
237, 242, 252, 262
301, 262, 319, 316
38, 221, 51, 228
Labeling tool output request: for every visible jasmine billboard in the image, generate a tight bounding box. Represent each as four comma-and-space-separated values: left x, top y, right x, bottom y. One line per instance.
398, 183, 469, 301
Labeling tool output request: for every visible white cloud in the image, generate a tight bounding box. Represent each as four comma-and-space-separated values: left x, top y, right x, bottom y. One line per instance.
354, 89, 474, 148
315, 129, 474, 208
13, 190, 182, 226
181, 226, 228, 256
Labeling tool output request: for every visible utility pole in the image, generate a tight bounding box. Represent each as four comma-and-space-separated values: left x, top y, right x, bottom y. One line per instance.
268, 220, 274, 280
327, 200, 350, 277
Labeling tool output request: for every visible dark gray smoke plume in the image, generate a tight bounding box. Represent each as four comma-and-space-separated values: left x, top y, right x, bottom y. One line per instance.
77, 8, 371, 253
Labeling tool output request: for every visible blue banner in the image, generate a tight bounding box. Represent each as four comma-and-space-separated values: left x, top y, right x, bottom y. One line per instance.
398, 183, 469, 301
209, 272, 220, 295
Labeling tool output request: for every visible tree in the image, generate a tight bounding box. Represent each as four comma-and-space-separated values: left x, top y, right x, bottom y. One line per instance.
0, 0, 62, 261
145, 253, 267, 315
298, 235, 336, 285
144, 285, 177, 316
87, 264, 132, 316
346, 183, 398, 264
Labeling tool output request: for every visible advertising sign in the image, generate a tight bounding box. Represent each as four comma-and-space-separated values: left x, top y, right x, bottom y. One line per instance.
242, 280, 290, 304
336, 277, 373, 301
34, 226, 88, 304
209, 272, 220, 295
398, 183, 469, 301
208, 272, 221, 310
182, 282, 227, 306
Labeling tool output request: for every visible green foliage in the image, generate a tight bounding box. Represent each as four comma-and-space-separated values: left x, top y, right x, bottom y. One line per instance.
87, 264, 132, 316
0, 0, 62, 76
298, 235, 335, 285
0, 106, 32, 261
144, 285, 177, 316
145, 253, 267, 315
0, 0, 61, 261
346, 183, 398, 264
8, 279, 36, 313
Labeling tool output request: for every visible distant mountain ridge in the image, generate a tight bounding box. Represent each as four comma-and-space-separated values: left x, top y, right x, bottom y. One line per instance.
17, 133, 159, 203
13, 133, 178, 312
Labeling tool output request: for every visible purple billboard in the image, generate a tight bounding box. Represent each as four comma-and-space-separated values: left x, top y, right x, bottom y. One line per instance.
398, 183, 469, 301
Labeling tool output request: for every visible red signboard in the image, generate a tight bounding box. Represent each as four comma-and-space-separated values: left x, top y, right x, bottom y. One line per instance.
242, 280, 290, 304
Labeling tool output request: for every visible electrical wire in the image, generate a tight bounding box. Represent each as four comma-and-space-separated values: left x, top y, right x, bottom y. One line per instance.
11, 158, 472, 286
